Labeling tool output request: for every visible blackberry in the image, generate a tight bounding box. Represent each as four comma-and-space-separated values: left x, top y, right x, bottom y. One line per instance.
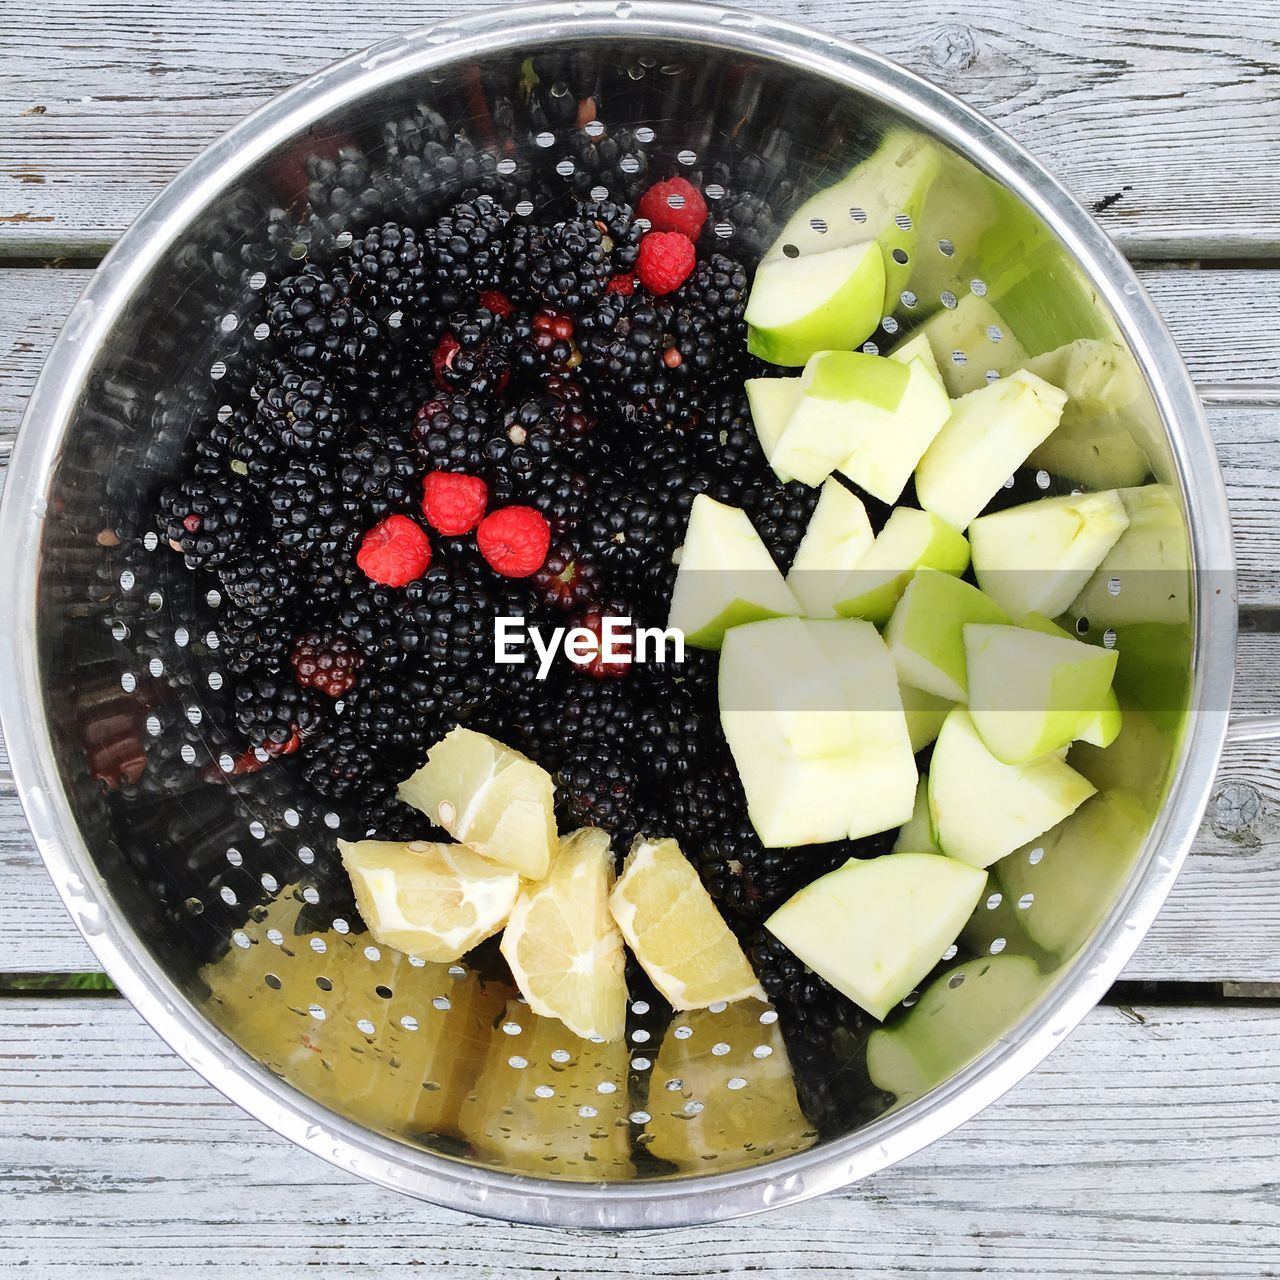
265, 262, 381, 371
577, 294, 663, 388
522, 459, 591, 532
433, 306, 514, 398
711, 189, 782, 260
746, 480, 821, 573
429, 195, 511, 292
219, 610, 294, 677
565, 126, 649, 200
158, 475, 252, 570
633, 694, 712, 786
346, 221, 433, 318
539, 374, 597, 449
217, 544, 304, 620
336, 425, 420, 518
336, 578, 407, 667
400, 562, 495, 672
531, 537, 601, 616
411, 394, 493, 474
691, 389, 771, 500
300, 724, 380, 799
529, 217, 611, 312
581, 481, 665, 594
509, 307, 577, 377
232, 674, 323, 753
669, 763, 747, 842
580, 197, 642, 270
484, 402, 558, 496
354, 790, 442, 841
348, 340, 431, 430
342, 665, 460, 767
198, 405, 286, 489
676, 252, 750, 331
252, 361, 349, 455
291, 628, 363, 698
266, 460, 361, 561
748, 929, 851, 1039
556, 750, 644, 843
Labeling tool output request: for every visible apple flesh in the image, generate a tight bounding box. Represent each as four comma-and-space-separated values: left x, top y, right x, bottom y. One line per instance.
928, 707, 1096, 869
764, 852, 987, 1020
891, 295, 1030, 397
745, 242, 886, 368
786, 480, 874, 618
915, 369, 1068, 531
767, 351, 911, 486
893, 776, 941, 855
666, 494, 802, 650
889, 331, 945, 386
1019, 611, 1122, 749
744, 376, 802, 474
885, 568, 1009, 703
968, 489, 1130, 620
964, 623, 1119, 764
833, 506, 970, 625
866, 954, 1046, 1100
900, 682, 954, 753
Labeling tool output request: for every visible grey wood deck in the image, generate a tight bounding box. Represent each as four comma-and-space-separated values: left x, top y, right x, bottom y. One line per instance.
1, 1, 1278, 1273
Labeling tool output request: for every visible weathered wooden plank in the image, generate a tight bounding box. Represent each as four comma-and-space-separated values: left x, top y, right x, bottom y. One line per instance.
2, 0, 1279, 256
0, 997, 1274, 1276
1, 632, 1277, 979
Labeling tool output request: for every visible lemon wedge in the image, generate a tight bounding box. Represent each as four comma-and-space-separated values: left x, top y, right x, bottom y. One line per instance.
500, 827, 628, 1042
338, 838, 519, 962
398, 727, 556, 880
610, 836, 765, 1010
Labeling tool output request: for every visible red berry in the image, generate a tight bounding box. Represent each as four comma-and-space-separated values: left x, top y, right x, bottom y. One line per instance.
422, 470, 489, 536
355, 514, 432, 586
478, 289, 514, 317
636, 231, 696, 296
568, 607, 633, 679
182, 512, 202, 533
476, 506, 551, 578
431, 332, 461, 387
291, 631, 363, 699
606, 272, 637, 296
637, 177, 708, 240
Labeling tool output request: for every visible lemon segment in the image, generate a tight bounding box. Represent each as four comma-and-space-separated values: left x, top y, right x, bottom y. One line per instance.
500, 828, 628, 1042
338, 839, 519, 962
610, 836, 765, 1010
397, 727, 556, 880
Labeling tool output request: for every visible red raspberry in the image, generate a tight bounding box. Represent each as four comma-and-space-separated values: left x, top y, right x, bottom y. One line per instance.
636, 231, 696, 296
637, 177, 708, 240
355, 514, 432, 586
478, 289, 514, 317
605, 272, 637, 296
567, 606, 633, 679
421, 471, 489, 536
476, 506, 551, 578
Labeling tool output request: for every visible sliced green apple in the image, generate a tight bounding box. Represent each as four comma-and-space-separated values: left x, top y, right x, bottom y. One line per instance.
805, 619, 918, 839
764, 852, 986, 1020
745, 242, 886, 368
768, 351, 911, 486
963, 624, 1119, 764
833, 506, 971, 625
786, 480, 875, 617
915, 369, 1068, 530
968, 489, 1130, 619
900, 682, 954, 753
867, 954, 1046, 1100
928, 707, 1096, 869
889, 331, 944, 387
893, 776, 940, 855
1019, 612, 1122, 749
744, 376, 802, 471
891, 294, 1030, 397
885, 568, 1009, 702
666, 494, 802, 650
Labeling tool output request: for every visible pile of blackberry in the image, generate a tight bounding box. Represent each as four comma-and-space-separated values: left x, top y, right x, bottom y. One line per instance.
155, 153, 858, 1037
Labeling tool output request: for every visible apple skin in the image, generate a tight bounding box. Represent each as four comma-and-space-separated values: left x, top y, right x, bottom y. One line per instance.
786, 480, 875, 618
968, 489, 1131, 620
745, 242, 886, 368
885, 568, 1010, 703
964, 623, 1119, 764
764, 852, 987, 1021
915, 369, 1068, 531
834, 506, 970, 625
928, 707, 1096, 869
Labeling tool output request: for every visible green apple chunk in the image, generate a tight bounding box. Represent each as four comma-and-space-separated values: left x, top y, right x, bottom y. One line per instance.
786, 480, 874, 617
745, 242, 886, 368
1019, 612, 1122, 749
889, 331, 945, 387
833, 506, 970, 625
768, 351, 911, 487
900, 682, 954, 753
964, 624, 1119, 765
915, 370, 1068, 531
805, 619, 918, 839
893, 776, 940, 855
667, 494, 802, 650
885, 568, 1009, 703
890, 295, 1030, 397
928, 707, 1096, 869
765, 853, 986, 1020
998, 790, 1148, 958
744, 376, 802, 472
968, 489, 1130, 620
867, 954, 1046, 1100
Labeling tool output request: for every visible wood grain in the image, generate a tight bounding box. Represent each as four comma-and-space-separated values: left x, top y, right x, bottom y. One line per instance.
1, 0, 1279, 256
0, 996, 1275, 1275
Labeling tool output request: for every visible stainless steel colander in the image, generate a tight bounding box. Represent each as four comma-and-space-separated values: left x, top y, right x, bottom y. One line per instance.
0, 0, 1244, 1228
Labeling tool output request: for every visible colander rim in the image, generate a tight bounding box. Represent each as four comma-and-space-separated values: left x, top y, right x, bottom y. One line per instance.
0, 0, 1235, 1229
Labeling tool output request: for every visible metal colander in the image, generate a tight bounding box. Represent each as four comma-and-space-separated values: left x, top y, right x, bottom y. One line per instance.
0, 1, 1238, 1228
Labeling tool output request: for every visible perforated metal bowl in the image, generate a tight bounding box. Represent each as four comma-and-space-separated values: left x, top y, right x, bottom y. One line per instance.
0, 1, 1237, 1227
